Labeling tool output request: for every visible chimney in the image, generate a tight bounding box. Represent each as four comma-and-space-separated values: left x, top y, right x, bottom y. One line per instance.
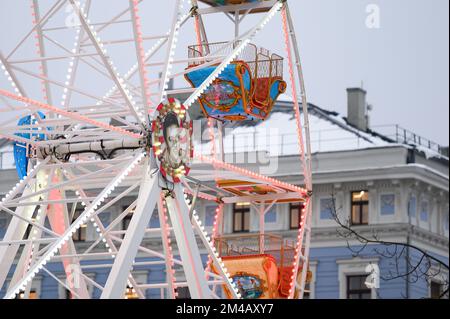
347, 87, 369, 131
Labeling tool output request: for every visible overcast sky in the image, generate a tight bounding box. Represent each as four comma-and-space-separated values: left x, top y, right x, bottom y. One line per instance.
1, 0, 449, 145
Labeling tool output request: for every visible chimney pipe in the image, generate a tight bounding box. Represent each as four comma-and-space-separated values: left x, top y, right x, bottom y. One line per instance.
347, 87, 368, 131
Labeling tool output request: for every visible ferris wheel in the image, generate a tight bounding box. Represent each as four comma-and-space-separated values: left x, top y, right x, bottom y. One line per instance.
0, 0, 313, 299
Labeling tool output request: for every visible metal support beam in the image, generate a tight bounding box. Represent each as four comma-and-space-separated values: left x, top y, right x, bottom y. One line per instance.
164, 184, 212, 299
101, 161, 160, 299
69, 0, 146, 127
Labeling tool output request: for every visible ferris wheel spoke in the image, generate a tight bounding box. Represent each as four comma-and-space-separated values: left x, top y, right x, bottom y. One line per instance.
0, 89, 141, 140
30, 0, 53, 105
101, 161, 161, 299
67, 178, 148, 299
78, 0, 144, 45
0, 164, 57, 290
40, 266, 84, 299
59, 0, 94, 111
191, 213, 241, 299
129, 0, 152, 116
1, 0, 314, 300
5, 0, 65, 61
38, 169, 91, 299
162, 184, 214, 299
155, 0, 190, 110
2, 151, 145, 299
68, 0, 147, 127
5, 64, 136, 114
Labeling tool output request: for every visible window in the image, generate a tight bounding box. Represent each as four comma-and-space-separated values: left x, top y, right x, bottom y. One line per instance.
346, 275, 371, 299
42, 217, 52, 238
303, 283, 311, 299
122, 213, 133, 231
264, 206, 277, 223
98, 212, 111, 228
175, 287, 191, 299
408, 196, 417, 218
430, 281, 445, 299
351, 191, 369, 225
289, 203, 304, 229
420, 201, 429, 222
380, 194, 395, 216
205, 206, 216, 227
72, 210, 86, 242
121, 212, 133, 239
15, 290, 37, 299
29, 290, 38, 299
233, 203, 250, 233
320, 198, 334, 220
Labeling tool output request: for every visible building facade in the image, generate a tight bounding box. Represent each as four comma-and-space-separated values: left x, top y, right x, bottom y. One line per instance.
0, 88, 448, 299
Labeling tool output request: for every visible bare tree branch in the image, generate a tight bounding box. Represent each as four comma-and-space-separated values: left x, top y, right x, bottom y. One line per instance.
329, 193, 449, 299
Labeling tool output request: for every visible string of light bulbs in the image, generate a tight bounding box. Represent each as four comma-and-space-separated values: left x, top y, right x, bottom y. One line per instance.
4, 151, 146, 299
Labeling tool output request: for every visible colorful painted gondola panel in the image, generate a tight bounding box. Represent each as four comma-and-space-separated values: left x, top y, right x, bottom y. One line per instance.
212, 254, 280, 299
185, 61, 252, 121
185, 42, 286, 121
13, 112, 46, 180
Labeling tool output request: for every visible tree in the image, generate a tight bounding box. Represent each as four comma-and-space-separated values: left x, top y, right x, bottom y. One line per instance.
328, 194, 449, 299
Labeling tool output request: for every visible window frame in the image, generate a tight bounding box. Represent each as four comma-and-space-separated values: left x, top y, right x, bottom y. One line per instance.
319, 197, 334, 220
351, 191, 369, 226
122, 212, 133, 231
175, 286, 191, 299
346, 275, 372, 299
408, 195, 417, 218
420, 200, 429, 222
72, 209, 87, 242
232, 204, 250, 233
289, 202, 304, 230
337, 257, 379, 299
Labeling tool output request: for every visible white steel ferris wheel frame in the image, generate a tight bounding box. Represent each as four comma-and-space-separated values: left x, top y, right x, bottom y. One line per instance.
0, 0, 313, 299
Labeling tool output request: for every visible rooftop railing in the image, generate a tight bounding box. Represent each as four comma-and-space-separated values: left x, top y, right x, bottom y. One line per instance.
196, 128, 378, 156
372, 125, 447, 157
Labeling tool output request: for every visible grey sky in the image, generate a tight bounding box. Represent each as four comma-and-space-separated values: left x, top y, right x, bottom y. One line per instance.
1, 0, 449, 145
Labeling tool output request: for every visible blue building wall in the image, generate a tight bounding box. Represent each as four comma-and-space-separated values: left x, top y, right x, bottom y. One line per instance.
0, 254, 212, 299
0, 246, 447, 299
311, 245, 449, 299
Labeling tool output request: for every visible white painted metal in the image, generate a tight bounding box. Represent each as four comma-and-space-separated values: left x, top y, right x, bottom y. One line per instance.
101, 160, 160, 299
164, 184, 212, 299
0, 0, 313, 300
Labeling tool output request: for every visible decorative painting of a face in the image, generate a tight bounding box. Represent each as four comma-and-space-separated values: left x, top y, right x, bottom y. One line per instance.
152, 99, 193, 183
163, 112, 190, 168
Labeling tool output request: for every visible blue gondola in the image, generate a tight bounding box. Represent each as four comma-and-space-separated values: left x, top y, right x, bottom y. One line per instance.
13, 112, 46, 180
